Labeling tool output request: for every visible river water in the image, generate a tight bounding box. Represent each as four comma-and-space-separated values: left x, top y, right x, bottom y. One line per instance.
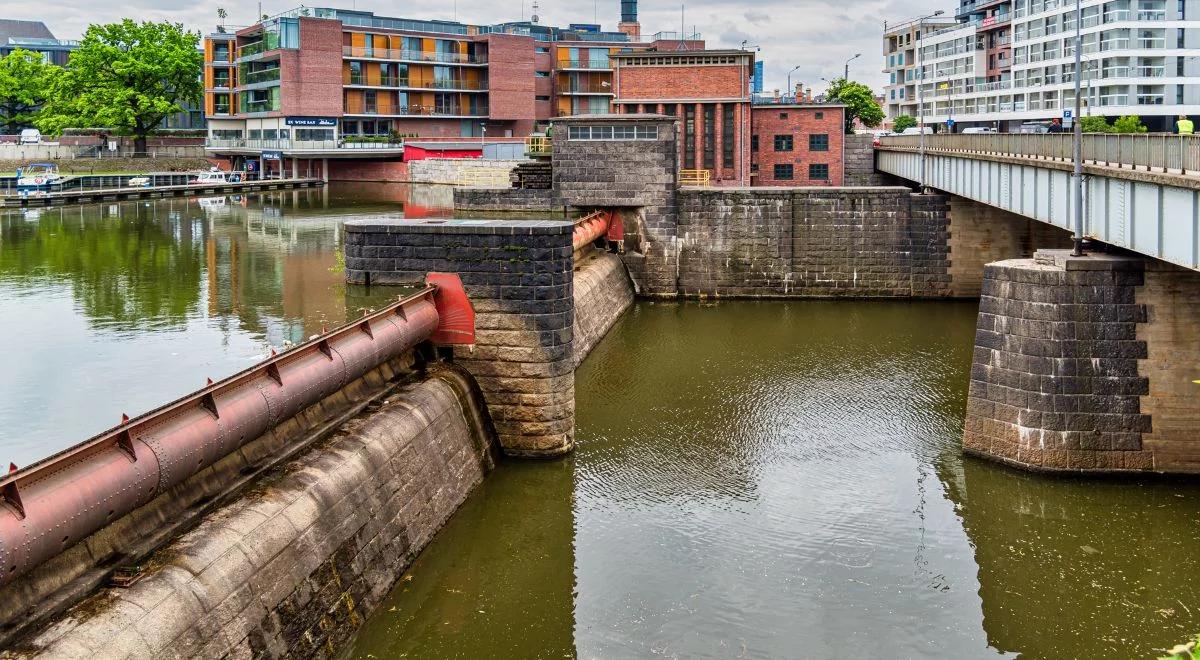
2, 190, 1197, 659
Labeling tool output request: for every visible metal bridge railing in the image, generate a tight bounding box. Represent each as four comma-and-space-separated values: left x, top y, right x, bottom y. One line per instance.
679, 169, 712, 186
877, 133, 1200, 176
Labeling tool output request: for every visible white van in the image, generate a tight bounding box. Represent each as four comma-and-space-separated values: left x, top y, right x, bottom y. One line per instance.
900, 126, 934, 135
962, 127, 998, 134
19, 129, 41, 145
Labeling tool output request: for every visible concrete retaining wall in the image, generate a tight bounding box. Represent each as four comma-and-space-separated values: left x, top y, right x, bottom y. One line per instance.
408, 158, 527, 187
21, 367, 498, 659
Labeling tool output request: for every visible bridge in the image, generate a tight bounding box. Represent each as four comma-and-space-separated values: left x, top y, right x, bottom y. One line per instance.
876, 133, 1200, 272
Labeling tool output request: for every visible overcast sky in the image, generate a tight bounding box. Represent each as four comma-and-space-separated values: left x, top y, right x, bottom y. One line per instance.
10, 0, 946, 92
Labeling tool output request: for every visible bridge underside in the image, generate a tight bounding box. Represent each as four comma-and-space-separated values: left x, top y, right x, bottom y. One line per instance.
877, 149, 1200, 273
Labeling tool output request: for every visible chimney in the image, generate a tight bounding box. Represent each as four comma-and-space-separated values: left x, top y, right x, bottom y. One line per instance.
619, 0, 641, 38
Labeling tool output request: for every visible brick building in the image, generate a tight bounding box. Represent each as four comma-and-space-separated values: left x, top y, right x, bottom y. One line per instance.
202, 3, 702, 177
612, 50, 847, 187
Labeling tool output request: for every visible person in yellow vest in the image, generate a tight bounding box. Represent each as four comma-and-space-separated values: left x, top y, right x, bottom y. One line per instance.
1178, 115, 1195, 135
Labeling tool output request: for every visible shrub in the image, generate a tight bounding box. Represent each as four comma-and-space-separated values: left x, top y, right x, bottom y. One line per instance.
1112, 115, 1148, 133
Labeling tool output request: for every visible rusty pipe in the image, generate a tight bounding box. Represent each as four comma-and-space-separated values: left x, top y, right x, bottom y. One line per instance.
0, 286, 446, 587
573, 210, 610, 253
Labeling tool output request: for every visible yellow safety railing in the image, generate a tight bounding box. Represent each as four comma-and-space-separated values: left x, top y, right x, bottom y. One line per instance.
679, 169, 712, 187
526, 135, 552, 157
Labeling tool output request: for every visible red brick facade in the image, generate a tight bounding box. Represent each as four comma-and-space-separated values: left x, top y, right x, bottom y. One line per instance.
287, 18, 344, 118
486, 34, 536, 121
616, 65, 748, 101
750, 106, 846, 186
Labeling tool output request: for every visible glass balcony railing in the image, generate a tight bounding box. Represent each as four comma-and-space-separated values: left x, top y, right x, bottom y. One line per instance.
1137, 37, 1166, 48
342, 102, 489, 116
345, 76, 487, 90
206, 138, 405, 151
1104, 10, 1132, 21
1137, 93, 1165, 104
238, 41, 267, 58
1136, 65, 1165, 76
241, 99, 278, 113
212, 51, 231, 63
1137, 10, 1167, 19
558, 60, 613, 69
341, 45, 487, 64
241, 68, 281, 85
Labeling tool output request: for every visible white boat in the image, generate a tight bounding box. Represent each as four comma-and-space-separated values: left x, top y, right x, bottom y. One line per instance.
16, 163, 67, 196
189, 168, 243, 185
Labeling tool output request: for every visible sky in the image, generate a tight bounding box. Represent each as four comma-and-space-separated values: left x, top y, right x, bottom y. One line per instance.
7, 0, 946, 92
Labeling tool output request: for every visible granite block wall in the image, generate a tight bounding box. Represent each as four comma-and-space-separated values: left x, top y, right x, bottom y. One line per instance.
345, 218, 576, 458
21, 368, 497, 659
572, 252, 635, 367
963, 250, 1157, 472
844, 134, 884, 187
670, 187, 954, 298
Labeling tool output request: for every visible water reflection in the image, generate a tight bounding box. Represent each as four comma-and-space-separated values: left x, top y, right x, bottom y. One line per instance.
0, 184, 451, 466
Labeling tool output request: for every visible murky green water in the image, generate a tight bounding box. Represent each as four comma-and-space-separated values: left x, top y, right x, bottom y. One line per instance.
352, 301, 1200, 660
3, 190, 1198, 659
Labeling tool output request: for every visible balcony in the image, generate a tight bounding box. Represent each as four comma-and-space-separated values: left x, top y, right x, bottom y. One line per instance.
1104, 10, 1132, 21
238, 41, 271, 59
1137, 93, 1165, 104
1100, 38, 1131, 51
211, 51, 232, 63
342, 102, 489, 117
1136, 65, 1166, 77
341, 46, 487, 64
559, 84, 614, 95
1137, 9, 1167, 19
1098, 93, 1131, 106
241, 99, 278, 113
1136, 37, 1166, 48
557, 60, 613, 70
346, 76, 488, 91
241, 68, 281, 85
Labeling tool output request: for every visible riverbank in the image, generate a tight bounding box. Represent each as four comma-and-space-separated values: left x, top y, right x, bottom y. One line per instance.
0, 157, 213, 176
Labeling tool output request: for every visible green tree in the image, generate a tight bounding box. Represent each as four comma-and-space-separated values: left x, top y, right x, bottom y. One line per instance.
37, 20, 202, 154
825, 78, 885, 134
1079, 115, 1112, 133
1112, 114, 1148, 133
892, 115, 917, 132
0, 49, 59, 134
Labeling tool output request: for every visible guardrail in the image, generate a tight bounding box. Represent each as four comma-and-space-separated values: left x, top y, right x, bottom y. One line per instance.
679, 169, 712, 186
526, 136, 552, 157
877, 133, 1200, 176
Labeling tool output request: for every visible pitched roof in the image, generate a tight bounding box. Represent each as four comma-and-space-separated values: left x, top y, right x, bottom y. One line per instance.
0, 19, 57, 44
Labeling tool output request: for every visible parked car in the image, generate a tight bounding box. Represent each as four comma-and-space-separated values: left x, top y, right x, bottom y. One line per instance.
1016, 122, 1052, 134
962, 127, 998, 134
19, 129, 41, 145
900, 126, 934, 135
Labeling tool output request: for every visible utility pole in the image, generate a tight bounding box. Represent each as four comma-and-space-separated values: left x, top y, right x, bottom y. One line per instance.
917, 11, 945, 193
1071, 0, 1085, 256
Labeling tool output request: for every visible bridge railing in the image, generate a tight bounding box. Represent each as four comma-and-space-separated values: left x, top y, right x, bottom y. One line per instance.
877, 133, 1200, 176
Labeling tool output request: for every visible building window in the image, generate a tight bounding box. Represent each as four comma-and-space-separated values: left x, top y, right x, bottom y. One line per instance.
536, 46, 550, 53
774, 164, 794, 180
536, 70, 550, 77
536, 95, 551, 101
296, 128, 334, 141
722, 104, 735, 169
814, 111, 823, 119
703, 104, 715, 170
779, 112, 788, 119
684, 105, 696, 168
751, 135, 759, 151
774, 135, 793, 151
566, 125, 659, 140
809, 164, 829, 180
809, 134, 829, 151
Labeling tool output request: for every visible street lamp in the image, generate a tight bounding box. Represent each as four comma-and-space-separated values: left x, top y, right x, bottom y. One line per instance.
843, 53, 861, 80
916, 9, 945, 194
787, 65, 802, 100
1071, 0, 1085, 255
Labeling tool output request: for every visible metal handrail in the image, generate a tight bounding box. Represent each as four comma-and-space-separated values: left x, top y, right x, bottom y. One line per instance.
679, 169, 712, 186
877, 133, 1200, 176
526, 136, 552, 156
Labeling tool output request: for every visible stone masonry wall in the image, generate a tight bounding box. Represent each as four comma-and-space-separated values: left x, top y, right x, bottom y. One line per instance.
454, 187, 561, 214
844, 134, 884, 187
672, 187, 952, 298
572, 252, 635, 367
408, 158, 528, 187
22, 368, 498, 659
963, 251, 1154, 472
947, 196, 1074, 297
346, 218, 576, 458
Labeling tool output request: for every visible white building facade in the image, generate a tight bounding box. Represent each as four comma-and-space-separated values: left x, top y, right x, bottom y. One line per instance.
885, 0, 1200, 131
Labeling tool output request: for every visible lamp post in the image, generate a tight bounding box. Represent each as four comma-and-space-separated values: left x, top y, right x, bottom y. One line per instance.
787, 65, 802, 100
1071, 0, 1085, 255
916, 10, 945, 194
843, 53, 861, 80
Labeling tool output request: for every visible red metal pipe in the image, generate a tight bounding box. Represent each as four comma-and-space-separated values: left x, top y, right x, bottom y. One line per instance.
0, 285, 454, 586
573, 210, 610, 252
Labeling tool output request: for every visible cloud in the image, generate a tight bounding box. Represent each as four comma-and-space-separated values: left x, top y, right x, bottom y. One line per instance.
9, 0, 947, 91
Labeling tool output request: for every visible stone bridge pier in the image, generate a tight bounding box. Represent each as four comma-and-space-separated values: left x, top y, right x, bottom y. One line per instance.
963, 249, 1200, 474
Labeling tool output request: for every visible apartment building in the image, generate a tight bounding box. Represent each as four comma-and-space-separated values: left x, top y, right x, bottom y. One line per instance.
612, 50, 847, 186
203, 3, 704, 175
885, 0, 1200, 131
883, 17, 959, 119
0, 19, 77, 65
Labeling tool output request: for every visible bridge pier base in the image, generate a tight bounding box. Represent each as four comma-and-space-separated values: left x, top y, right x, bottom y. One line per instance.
964, 249, 1200, 473
345, 219, 576, 458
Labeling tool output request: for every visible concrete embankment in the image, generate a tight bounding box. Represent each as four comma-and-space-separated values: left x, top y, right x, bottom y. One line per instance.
573, 252, 635, 367
16, 366, 497, 659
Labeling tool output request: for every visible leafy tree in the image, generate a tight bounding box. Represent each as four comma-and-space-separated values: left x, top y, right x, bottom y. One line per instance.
892, 115, 917, 133
37, 20, 202, 154
826, 78, 884, 134
1079, 115, 1112, 133
0, 49, 59, 134
1112, 115, 1148, 133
